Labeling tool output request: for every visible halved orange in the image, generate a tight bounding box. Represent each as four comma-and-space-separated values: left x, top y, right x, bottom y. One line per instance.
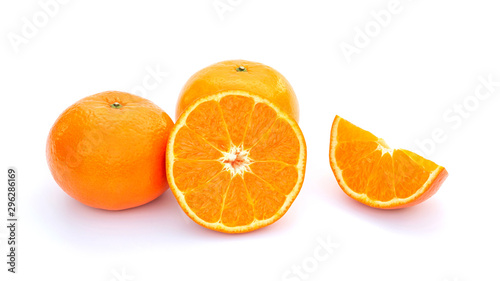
166, 91, 306, 233
329, 116, 448, 209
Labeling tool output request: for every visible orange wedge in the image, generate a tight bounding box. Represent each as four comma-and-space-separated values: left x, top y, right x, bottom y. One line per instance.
329, 116, 448, 209
166, 91, 306, 233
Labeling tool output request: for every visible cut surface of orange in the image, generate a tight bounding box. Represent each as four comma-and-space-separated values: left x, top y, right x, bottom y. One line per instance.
167, 91, 307, 233
329, 116, 448, 209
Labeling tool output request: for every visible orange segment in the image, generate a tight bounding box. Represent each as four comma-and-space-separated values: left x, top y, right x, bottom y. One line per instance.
172, 160, 223, 192
249, 162, 298, 194
244, 172, 286, 220
401, 149, 438, 172
335, 141, 379, 170
221, 175, 254, 227
185, 100, 231, 151
330, 116, 448, 209
183, 172, 231, 223
249, 118, 301, 165
393, 150, 433, 199
219, 95, 255, 146
341, 150, 382, 194
365, 153, 395, 202
336, 118, 378, 142
243, 103, 277, 148
167, 91, 306, 233
173, 127, 223, 160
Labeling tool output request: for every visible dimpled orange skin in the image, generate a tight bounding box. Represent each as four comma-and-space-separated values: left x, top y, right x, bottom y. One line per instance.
175, 60, 300, 121
46, 91, 174, 210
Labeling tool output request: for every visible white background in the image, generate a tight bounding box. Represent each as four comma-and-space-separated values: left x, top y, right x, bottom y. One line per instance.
1, 1, 500, 281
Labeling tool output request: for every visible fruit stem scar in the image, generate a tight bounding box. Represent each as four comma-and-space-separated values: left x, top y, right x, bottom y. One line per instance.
110, 102, 122, 109
236, 66, 247, 72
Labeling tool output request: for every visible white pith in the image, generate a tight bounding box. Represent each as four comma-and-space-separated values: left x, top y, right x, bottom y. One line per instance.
377, 139, 394, 156
220, 145, 253, 177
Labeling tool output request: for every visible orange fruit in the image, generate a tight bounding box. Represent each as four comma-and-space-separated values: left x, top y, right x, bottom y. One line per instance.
176, 60, 300, 121
166, 91, 306, 233
329, 116, 448, 209
46, 91, 174, 210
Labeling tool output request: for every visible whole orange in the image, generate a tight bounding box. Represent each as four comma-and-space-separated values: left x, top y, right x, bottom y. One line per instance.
176, 60, 300, 121
46, 91, 174, 210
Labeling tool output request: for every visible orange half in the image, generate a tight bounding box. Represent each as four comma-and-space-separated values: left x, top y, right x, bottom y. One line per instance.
166, 91, 307, 233
329, 116, 448, 209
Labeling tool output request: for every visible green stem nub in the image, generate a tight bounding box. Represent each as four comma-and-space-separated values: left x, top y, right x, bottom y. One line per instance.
236, 66, 247, 72
110, 102, 122, 109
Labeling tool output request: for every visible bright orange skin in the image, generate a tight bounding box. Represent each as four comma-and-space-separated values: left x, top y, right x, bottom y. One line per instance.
384, 168, 448, 209
46, 91, 174, 210
176, 60, 300, 121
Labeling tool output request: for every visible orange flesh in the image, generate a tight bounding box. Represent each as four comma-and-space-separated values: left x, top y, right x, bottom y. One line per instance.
331, 116, 448, 208
169, 93, 305, 231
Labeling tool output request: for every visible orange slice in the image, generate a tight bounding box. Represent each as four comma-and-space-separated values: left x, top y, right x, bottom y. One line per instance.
166, 91, 307, 233
329, 116, 448, 209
